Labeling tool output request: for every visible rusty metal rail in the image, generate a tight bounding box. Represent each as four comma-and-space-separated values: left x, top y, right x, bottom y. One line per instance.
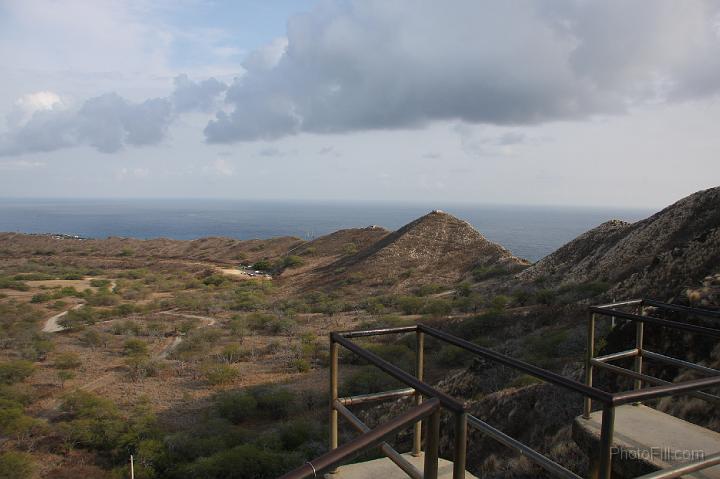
279, 398, 441, 479
282, 298, 719, 479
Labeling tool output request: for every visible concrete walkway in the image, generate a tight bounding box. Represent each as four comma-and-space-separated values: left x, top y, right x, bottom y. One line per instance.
574, 404, 720, 478
326, 452, 478, 479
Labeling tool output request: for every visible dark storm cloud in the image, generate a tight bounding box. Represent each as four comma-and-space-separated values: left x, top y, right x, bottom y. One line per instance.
205, 0, 720, 143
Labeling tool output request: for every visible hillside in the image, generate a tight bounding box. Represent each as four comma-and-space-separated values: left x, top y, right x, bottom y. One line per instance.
0, 232, 303, 264
518, 186, 720, 300
308, 210, 529, 292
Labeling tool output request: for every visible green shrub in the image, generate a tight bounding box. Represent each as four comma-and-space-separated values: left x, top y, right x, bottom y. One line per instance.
202, 275, 227, 287
289, 358, 310, 373
396, 296, 425, 314
217, 344, 250, 363
54, 352, 82, 369
437, 345, 473, 367
0, 361, 34, 385
246, 312, 293, 335
342, 367, 401, 396
278, 418, 323, 450
125, 356, 161, 381
0, 278, 29, 291
522, 329, 569, 364
203, 364, 240, 386
535, 289, 557, 305
179, 444, 295, 479
280, 255, 304, 269
252, 260, 272, 271
342, 243, 358, 256
0, 451, 34, 479
124, 338, 149, 356
471, 265, 509, 282
215, 391, 258, 423
251, 387, 295, 419
90, 279, 111, 288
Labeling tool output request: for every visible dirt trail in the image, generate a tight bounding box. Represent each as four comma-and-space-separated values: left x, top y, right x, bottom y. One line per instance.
41, 279, 116, 333
156, 310, 218, 357
42, 304, 83, 333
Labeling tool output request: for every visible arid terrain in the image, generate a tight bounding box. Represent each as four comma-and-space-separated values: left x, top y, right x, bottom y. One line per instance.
1, 187, 719, 478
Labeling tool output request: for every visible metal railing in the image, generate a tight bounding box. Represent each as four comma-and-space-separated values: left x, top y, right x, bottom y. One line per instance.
280, 299, 720, 479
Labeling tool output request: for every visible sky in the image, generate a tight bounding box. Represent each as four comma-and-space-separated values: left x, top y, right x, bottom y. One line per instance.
0, 0, 719, 209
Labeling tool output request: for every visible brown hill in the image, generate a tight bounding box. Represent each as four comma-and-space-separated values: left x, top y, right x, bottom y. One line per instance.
288, 226, 390, 258
518, 186, 720, 299
0, 232, 303, 265
312, 210, 529, 291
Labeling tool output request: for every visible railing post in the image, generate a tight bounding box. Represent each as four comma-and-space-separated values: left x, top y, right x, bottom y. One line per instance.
583, 312, 596, 419
413, 330, 425, 456
597, 404, 615, 479
452, 411, 467, 479
634, 304, 645, 399
424, 408, 440, 479
329, 336, 339, 473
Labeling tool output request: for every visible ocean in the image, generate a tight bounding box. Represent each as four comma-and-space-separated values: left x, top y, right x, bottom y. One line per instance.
0, 198, 652, 262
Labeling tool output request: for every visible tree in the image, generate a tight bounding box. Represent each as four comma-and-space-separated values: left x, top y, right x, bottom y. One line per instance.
0, 361, 34, 385
54, 352, 82, 370
0, 451, 34, 479
57, 370, 75, 388
124, 338, 148, 357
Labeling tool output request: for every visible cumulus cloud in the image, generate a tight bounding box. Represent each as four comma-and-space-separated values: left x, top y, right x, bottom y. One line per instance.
171, 74, 227, 113
205, 0, 720, 143
1, 75, 227, 156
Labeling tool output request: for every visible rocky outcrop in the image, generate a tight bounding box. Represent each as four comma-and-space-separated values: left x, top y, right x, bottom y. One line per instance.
518, 187, 720, 300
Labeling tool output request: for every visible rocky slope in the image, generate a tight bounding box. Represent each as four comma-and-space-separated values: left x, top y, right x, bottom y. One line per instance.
313, 210, 529, 292
518, 186, 720, 300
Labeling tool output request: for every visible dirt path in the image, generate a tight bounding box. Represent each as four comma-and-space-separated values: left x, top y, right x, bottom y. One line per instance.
156, 310, 218, 357
42, 304, 83, 333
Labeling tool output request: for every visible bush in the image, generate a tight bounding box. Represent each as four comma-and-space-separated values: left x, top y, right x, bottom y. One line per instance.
202, 275, 227, 287
217, 344, 249, 363
251, 387, 295, 419
289, 359, 310, 373
535, 289, 557, 305
0, 451, 34, 479
342, 367, 401, 396
203, 364, 239, 386
0, 361, 34, 385
90, 279, 111, 288
180, 444, 294, 479
280, 256, 304, 269
437, 345, 473, 367
252, 260, 272, 271
124, 338, 149, 356
0, 278, 29, 291
396, 296, 425, 314
54, 352, 82, 369
471, 265, 509, 282
125, 356, 161, 381
215, 391, 258, 423
342, 243, 358, 256
246, 312, 293, 335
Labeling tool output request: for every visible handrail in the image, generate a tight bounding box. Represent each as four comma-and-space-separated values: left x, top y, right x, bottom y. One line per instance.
641, 299, 720, 319
331, 332, 465, 412
312, 298, 720, 479
418, 324, 615, 404
588, 306, 720, 338
279, 398, 441, 479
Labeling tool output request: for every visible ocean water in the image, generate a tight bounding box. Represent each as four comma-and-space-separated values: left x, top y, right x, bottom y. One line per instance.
0, 198, 652, 262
